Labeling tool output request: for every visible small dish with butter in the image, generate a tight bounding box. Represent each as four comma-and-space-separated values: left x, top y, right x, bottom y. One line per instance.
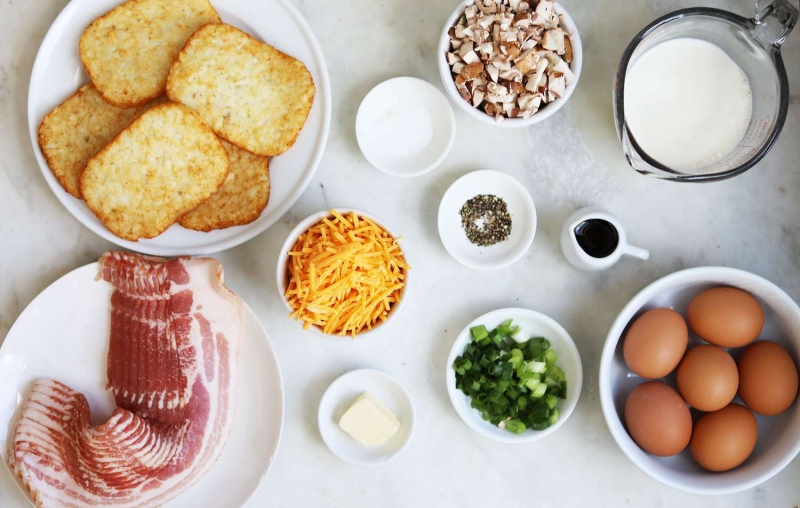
318, 369, 416, 466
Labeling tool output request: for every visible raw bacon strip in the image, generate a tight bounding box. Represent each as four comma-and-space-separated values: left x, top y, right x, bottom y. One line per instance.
7, 252, 242, 508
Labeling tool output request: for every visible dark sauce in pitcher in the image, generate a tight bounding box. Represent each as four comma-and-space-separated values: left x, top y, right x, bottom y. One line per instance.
574, 219, 619, 258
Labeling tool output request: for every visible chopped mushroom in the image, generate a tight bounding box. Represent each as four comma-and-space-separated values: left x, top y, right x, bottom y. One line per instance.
478, 42, 494, 54
501, 41, 521, 60
508, 81, 526, 95
486, 64, 500, 82
462, 50, 481, 64
534, 0, 554, 22
564, 37, 573, 63
446, 0, 575, 121
552, 57, 575, 84
493, 57, 512, 71
542, 28, 566, 54
455, 75, 471, 101
475, 0, 499, 15
458, 40, 474, 58
514, 48, 537, 74
486, 82, 509, 103
461, 62, 486, 80
527, 58, 549, 92
473, 87, 486, 107
548, 73, 566, 99
513, 11, 531, 28
499, 67, 523, 82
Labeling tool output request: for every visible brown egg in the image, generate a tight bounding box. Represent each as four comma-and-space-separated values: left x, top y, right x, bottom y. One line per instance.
677, 345, 738, 411
623, 308, 688, 379
687, 287, 764, 348
738, 341, 799, 416
690, 403, 758, 472
624, 381, 692, 456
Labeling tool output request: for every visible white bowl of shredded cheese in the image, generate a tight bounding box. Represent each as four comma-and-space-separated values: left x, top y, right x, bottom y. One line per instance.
276, 208, 410, 340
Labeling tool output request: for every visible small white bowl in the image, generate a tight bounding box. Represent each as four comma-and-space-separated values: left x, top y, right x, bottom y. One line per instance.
356, 77, 456, 177
600, 267, 800, 495
276, 209, 409, 340
446, 308, 583, 443
318, 369, 416, 466
437, 1, 583, 128
438, 170, 536, 270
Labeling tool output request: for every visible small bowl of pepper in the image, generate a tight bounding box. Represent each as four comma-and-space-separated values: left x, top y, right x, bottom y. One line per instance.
438, 170, 536, 270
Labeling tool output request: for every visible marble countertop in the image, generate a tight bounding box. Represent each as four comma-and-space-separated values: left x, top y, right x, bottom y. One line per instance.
1, 0, 799, 506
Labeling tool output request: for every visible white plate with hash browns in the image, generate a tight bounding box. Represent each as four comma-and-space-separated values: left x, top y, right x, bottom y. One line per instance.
28, 0, 331, 256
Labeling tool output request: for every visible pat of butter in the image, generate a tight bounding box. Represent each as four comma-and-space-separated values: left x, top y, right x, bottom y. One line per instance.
338, 392, 400, 447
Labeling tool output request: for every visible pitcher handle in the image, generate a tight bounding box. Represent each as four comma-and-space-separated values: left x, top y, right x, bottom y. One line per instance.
752, 0, 798, 48
623, 244, 650, 261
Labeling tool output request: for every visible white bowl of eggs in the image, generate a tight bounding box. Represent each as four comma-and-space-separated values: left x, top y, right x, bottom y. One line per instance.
600, 267, 800, 495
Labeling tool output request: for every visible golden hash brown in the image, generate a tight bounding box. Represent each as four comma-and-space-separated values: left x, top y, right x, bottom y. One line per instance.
79, 0, 221, 108
179, 140, 270, 232
166, 23, 316, 156
38, 84, 165, 198
80, 102, 229, 241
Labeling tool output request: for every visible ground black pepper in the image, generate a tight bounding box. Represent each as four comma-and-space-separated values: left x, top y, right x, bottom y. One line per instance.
459, 194, 512, 247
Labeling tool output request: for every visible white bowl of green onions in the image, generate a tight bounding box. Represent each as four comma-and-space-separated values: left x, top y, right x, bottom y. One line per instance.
446, 308, 582, 442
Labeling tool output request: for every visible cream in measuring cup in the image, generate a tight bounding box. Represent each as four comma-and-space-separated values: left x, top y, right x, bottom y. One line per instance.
613, 1, 798, 182
624, 38, 753, 172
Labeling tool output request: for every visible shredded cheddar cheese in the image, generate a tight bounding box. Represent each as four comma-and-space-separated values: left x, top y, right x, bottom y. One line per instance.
285, 210, 409, 337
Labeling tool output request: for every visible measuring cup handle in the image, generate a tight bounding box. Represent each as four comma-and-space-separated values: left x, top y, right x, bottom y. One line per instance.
752, 0, 798, 48
623, 244, 650, 261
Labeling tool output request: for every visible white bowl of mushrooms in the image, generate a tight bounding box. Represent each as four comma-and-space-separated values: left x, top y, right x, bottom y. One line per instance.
438, 0, 582, 127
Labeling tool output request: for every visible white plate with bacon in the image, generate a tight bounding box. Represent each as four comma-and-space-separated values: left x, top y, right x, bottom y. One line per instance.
0, 255, 284, 508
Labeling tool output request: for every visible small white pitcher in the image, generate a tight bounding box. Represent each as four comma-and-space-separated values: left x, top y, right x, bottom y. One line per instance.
560, 207, 649, 272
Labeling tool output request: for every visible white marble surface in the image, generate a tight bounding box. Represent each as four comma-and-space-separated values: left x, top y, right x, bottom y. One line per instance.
1, 0, 799, 506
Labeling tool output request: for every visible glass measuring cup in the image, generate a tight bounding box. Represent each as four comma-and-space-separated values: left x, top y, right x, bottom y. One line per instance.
613, 0, 798, 182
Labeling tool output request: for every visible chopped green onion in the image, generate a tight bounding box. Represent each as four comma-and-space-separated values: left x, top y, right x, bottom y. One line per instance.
510, 326, 528, 343
453, 319, 568, 435
524, 378, 540, 391
471, 325, 489, 341
508, 349, 524, 368
531, 383, 548, 398
530, 420, 551, 431
505, 419, 526, 434
527, 361, 547, 374
532, 400, 552, 418
496, 319, 516, 337
489, 330, 503, 346
547, 365, 566, 382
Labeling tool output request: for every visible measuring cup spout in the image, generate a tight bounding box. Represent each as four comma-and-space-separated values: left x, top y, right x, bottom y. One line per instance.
624, 244, 650, 261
